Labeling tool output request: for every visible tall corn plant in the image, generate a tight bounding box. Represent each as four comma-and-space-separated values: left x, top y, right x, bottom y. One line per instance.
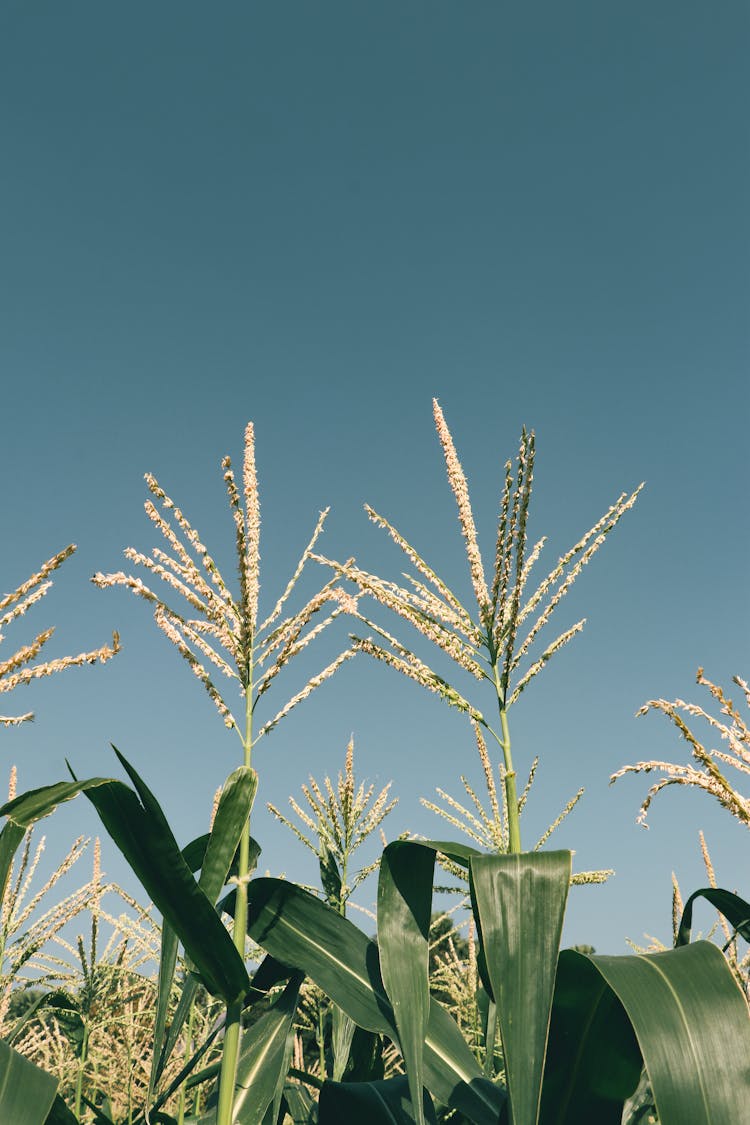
90, 422, 355, 1125
317, 399, 642, 856
1, 424, 356, 1124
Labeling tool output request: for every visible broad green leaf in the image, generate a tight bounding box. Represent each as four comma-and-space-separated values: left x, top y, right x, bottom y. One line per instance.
0, 1038, 58, 1124
0, 762, 250, 1003
80, 750, 250, 1004
590, 941, 750, 1125
229, 974, 301, 1125
196, 977, 301, 1125
377, 841, 434, 1125
319, 1075, 437, 1125
676, 887, 750, 946
470, 850, 571, 1125
539, 950, 641, 1123
245, 877, 506, 1125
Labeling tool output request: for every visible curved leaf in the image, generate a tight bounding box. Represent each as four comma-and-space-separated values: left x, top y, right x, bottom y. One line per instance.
319, 1075, 437, 1125
591, 941, 750, 1125
245, 877, 506, 1125
84, 749, 250, 1003
676, 887, 750, 947
0, 1039, 58, 1124
378, 841, 434, 1125
470, 850, 571, 1125
540, 950, 641, 1124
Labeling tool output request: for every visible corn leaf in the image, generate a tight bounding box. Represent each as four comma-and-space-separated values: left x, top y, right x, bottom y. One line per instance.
319, 1075, 437, 1124
676, 887, 750, 947
377, 841, 435, 1125
244, 877, 506, 1125
0, 1039, 58, 1124
539, 950, 641, 1123
470, 850, 571, 1125
590, 941, 750, 1124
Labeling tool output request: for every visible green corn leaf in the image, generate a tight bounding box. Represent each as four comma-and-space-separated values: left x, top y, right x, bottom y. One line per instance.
0, 762, 251, 1003
244, 877, 506, 1125
0, 1039, 58, 1124
539, 950, 642, 1123
196, 977, 302, 1125
470, 850, 571, 1125
0, 778, 110, 827
589, 941, 750, 1125
676, 887, 750, 947
377, 841, 435, 1125
0, 819, 27, 904
331, 1003, 356, 1082
281, 1082, 318, 1124
319, 1075, 437, 1125
149, 766, 259, 1096
198, 765, 258, 904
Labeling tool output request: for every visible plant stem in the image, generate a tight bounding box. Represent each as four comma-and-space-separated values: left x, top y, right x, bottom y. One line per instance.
492, 662, 521, 853
216, 656, 255, 1125
74, 1020, 90, 1119
499, 708, 521, 853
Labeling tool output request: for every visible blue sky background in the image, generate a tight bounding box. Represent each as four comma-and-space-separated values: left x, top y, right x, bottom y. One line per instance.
0, 1, 747, 953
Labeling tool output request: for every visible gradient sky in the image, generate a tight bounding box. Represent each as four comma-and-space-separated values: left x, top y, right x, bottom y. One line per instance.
1, 2, 748, 953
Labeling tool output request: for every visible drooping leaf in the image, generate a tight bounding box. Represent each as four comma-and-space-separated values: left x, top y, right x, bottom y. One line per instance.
81, 749, 250, 1004
590, 941, 750, 1125
245, 877, 506, 1125
377, 841, 435, 1125
539, 950, 642, 1124
676, 887, 750, 947
470, 850, 571, 1125
0, 1038, 58, 1124
319, 1075, 437, 1125
0, 762, 251, 1004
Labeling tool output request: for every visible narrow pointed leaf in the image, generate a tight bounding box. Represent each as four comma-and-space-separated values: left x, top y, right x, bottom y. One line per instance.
245, 877, 506, 1125
0, 778, 110, 828
590, 941, 750, 1125
0, 820, 26, 904
676, 887, 750, 946
539, 950, 641, 1124
319, 1075, 437, 1125
331, 1004, 356, 1082
231, 975, 302, 1125
470, 850, 571, 1125
81, 751, 250, 1003
0, 1039, 58, 1124
198, 765, 258, 904
378, 841, 434, 1125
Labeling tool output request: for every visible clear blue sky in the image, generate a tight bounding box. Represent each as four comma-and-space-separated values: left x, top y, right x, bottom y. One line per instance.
1, 2, 747, 952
